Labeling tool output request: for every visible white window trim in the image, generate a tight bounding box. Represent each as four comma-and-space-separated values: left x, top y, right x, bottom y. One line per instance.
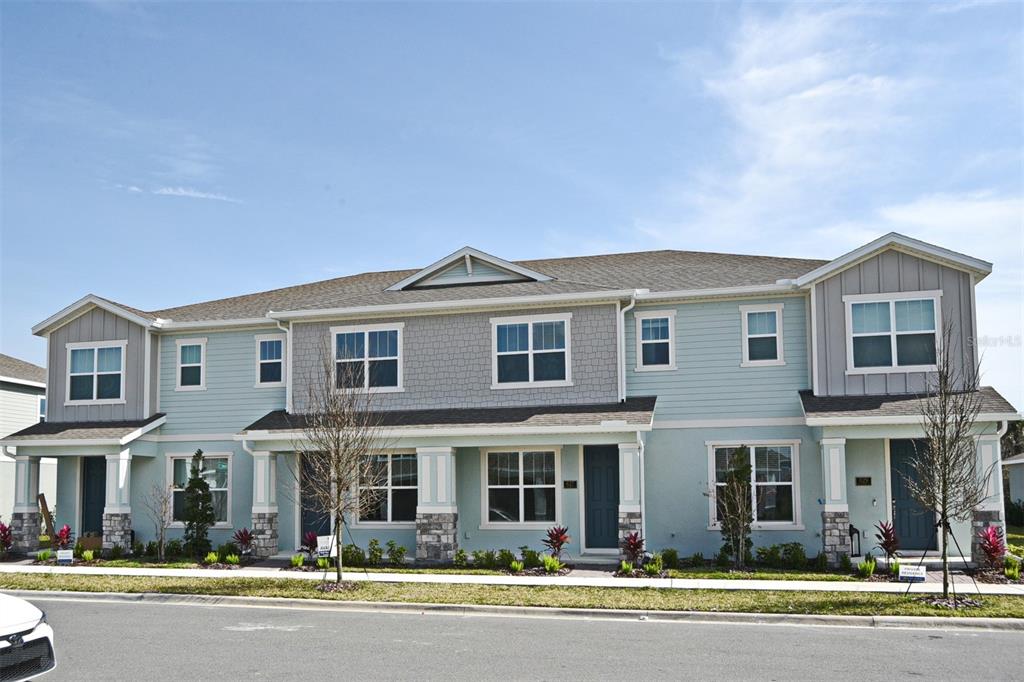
329, 322, 405, 394
175, 337, 207, 392
634, 309, 676, 371
254, 333, 286, 388
490, 312, 573, 389
705, 439, 803, 531
351, 449, 418, 529
64, 340, 128, 406
479, 446, 562, 529
739, 303, 785, 367
166, 451, 233, 529
842, 290, 942, 375
39, 396, 47, 422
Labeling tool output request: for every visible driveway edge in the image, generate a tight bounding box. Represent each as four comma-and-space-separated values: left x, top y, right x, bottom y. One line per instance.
9, 589, 1023, 631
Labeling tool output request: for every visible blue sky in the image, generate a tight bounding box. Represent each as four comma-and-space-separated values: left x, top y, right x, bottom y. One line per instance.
2, 1, 1022, 407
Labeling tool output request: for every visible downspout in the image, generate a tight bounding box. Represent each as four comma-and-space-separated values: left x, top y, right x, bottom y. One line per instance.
617, 292, 637, 402
276, 319, 292, 413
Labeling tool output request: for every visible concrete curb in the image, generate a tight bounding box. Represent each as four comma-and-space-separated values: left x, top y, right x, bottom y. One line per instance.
8, 589, 1024, 632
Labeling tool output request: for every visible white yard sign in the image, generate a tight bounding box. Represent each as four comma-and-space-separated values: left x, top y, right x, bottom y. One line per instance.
316, 535, 336, 558
898, 565, 927, 583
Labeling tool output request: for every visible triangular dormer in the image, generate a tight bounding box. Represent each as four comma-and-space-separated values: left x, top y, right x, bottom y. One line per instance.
386, 247, 554, 291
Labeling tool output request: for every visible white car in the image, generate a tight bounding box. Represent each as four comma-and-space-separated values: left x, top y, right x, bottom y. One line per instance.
0, 593, 56, 681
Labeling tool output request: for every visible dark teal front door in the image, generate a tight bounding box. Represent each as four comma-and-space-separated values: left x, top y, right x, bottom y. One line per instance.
584, 446, 619, 549
81, 457, 106, 536
300, 454, 330, 538
890, 440, 937, 551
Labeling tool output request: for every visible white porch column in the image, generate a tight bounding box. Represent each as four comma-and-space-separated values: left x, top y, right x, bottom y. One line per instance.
102, 449, 133, 551
11, 455, 41, 553
617, 443, 642, 557
820, 438, 852, 565
972, 434, 1004, 562
415, 446, 458, 564
251, 451, 279, 557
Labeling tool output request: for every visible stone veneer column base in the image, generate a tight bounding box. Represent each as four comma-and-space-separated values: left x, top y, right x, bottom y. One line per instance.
416, 512, 458, 564
252, 512, 279, 558
822, 511, 852, 567
970, 509, 1003, 564
617, 510, 643, 560
102, 513, 132, 552
10, 512, 41, 553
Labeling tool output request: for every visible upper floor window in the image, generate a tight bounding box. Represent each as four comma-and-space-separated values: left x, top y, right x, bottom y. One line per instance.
331, 323, 404, 392
358, 453, 417, 525
635, 310, 675, 371
844, 292, 939, 373
739, 303, 785, 367
176, 338, 207, 391
39, 397, 46, 422
709, 442, 801, 528
255, 334, 285, 387
66, 341, 126, 404
491, 312, 572, 388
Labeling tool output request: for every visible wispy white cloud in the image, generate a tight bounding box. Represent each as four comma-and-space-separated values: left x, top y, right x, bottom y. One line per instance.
113, 183, 143, 193
152, 186, 242, 203
929, 0, 1000, 15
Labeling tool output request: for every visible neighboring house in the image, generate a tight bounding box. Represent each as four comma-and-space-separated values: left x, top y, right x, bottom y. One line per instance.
1005, 455, 1024, 507
0, 353, 55, 526
1, 233, 1019, 564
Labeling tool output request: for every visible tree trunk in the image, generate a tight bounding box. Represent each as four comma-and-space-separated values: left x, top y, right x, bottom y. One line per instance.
941, 519, 950, 599
335, 515, 343, 584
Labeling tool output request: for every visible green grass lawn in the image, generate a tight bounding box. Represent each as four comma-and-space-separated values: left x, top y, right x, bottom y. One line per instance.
667, 567, 854, 582
1007, 526, 1024, 545
2, 573, 1022, 618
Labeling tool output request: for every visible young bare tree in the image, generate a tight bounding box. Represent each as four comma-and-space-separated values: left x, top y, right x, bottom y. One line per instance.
141, 483, 174, 562
285, 341, 388, 584
905, 323, 995, 598
707, 446, 753, 570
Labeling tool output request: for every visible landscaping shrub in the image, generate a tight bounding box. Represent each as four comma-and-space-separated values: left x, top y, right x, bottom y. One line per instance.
1005, 556, 1021, 581
978, 526, 1006, 569
508, 560, 524, 573
452, 548, 468, 569
519, 547, 543, 569
204, 551, 219, 565
644, 553, 664, 576
661, 548, 679, 569
55, 524, 73, 550
290, 554, 305, 568
715, 547, 731, 567
542, 554, 563, 574
471, 549, 497, 569
857, 555, 876, 578
542, 526, 571, 560
316, 557, 331, 570
497, 548, 516, 570
225, 554, 241, 566
82, 550, 94, 562
165, 539, 184, 557
780, 543, 807, 570
217, 543, 240, 563
232, 528, 253, 555
755, 544, 783, 568
145, 541, 159, 557
301, 531, 319, 558
342, 544, 365, 567
386, 540, 407, 566
812, 552, 829, 571
874, 521, 899, 563
0, 521, 12, 557
182, 449, 216, 558
367, 539, 384, 566
688, 552, 704, 567
621, 532, 644, 566
839, 554, 853, 573
73, 541, 84, 559
37, 549, 53, 562
109, 545, 124, 560
889, 558, 900, 576
132, 541, 145, 557
619, 560, 633, 574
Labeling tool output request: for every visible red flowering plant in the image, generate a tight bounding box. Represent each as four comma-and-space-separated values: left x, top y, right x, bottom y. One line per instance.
55, 524, 73, 550
233, 528, 253, 555
301, 530, 319, 559
874, 521, 899, 563
977, 526, 1006, 570
541, 526, 571, 560
621, 531, 645, 566
0, 521, 13, 557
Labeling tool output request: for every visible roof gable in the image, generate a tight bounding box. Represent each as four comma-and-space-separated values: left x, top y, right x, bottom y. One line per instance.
32, 294, 157, 337
385, 247, 554, 291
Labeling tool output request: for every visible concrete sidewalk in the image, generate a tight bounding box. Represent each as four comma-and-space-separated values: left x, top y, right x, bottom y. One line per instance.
3, 562, 1023, 596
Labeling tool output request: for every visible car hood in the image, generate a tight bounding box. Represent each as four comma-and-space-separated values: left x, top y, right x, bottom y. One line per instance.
0, 593, 43, 635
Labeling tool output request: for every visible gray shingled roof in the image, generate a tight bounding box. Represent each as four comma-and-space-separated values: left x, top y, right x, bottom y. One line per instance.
137, 250, 826, 322
0, 353, 46, 384
1, 414, 165, 442
799, 387, 1018, 420
243, 396, 657, 433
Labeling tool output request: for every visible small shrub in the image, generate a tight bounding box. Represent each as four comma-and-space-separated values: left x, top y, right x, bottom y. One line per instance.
520, 547, 543, 569
542, 554, 563, 574
1004, 556, 1021, 581
72, 541, 84, 559
132, 541, 145, 557
225, 554, 241, 565
856, 554, 876, 578
452, 548, 468, 568
813, 552, 829, 571
165, 539, 184, 557
542, 525, 571, 559
342, 544, 365, 567
661, 548, 679, 569
386, 540, 407, 566
316, 557, 331, 570
874, 521, 899, 562
780, 543, 806, 570
0, 521, 13, 556
145, 541, 159, 557
497, 548, 516, 570
621, 532, 644, 565
755, 544, 782, 568
889, 558, 901, 576
688, 552, 705, 567
301, 531, 319, 558
290, 553, 305, 568
715, 547, 731, 567
109, 545, 124, 560
472, 549, 497, 569
367, 539, 384, 566
82, 549, 94, 562
619, 560, 634, 574
203, 551, 219, 564
839, 554, 853, 573
37, 549, 53, 562
508, 560, 524, 573
217, 543, 240, 563
232, 528, 254, 555
977, 526, 1006, 569
55, 524, 73, 550
644, 553, 664, 576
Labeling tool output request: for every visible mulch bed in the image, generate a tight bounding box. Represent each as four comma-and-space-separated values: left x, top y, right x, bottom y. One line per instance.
914, 595, 984, 610
975, 569, 1023, 585
315, 581, 359, 593
615, 569, 668, 579
505, 566, 573, 577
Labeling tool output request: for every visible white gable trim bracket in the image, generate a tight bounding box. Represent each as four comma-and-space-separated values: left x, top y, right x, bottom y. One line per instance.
32, 294, 162, 337
385, 246, 554, 291
793, 232, 993, 289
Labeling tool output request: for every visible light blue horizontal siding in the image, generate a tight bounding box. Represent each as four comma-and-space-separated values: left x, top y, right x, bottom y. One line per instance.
625, 296, 809, 420
158, 331, 285, 434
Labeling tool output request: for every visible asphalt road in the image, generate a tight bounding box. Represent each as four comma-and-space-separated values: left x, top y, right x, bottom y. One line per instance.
20, 596, 1023, 681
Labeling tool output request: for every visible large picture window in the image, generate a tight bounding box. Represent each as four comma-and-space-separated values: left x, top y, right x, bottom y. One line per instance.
170, 454, 230, 526
491, 313, 571, 387
358, 453, 418, 524
331, 324, 403, 391
66, 342, 125, 403
845, 293, 939, 373
710, 443, 800, 527
482, 449, 559, 526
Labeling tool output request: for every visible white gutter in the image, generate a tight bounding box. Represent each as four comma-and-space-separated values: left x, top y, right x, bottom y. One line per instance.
634, 283, 798, 302
0, 375, 46, 389
237, 421, 654, 441
276, 319, 293, 413
617, 292, 638, 401
805, 412, 1021, 427
158, 317, 277, 330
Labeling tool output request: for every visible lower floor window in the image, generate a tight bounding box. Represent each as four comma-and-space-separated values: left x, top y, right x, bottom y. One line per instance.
485, 450, 557, 524
713, 444, 795, 524
171, 455, 229, 524
359, 453, 417, 523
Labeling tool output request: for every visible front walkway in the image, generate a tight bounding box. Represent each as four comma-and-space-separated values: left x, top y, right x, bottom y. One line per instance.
2, 563, 1022, 596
